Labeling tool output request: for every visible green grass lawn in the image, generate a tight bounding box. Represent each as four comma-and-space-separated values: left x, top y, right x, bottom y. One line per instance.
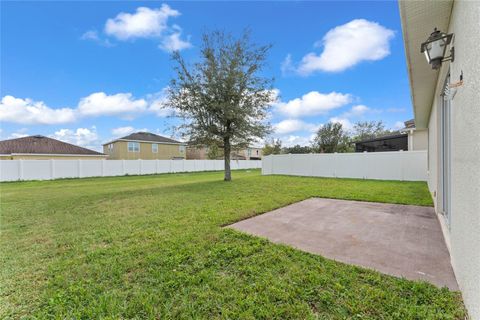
0, 170, 464, 319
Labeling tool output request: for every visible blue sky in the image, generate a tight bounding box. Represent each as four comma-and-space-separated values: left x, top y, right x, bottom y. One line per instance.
1, 1, 412, 150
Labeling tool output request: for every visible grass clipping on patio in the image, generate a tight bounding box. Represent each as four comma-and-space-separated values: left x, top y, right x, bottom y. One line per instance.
1, 170, 465, 319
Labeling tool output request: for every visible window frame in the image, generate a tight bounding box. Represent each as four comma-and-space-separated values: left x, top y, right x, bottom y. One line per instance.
128, 142, 140, 153
152, 143, 158, 153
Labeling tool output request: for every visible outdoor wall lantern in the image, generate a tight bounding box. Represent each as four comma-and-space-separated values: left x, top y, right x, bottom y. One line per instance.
420, 28, 454, 70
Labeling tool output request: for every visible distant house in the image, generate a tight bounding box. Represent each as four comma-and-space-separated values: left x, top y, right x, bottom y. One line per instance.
0, 135, 107, 160
186, 145, 262, 160
103, 132, 185, 160
354, 133, 408, 152
234, 147, 263, 160
400, 119, 428, 150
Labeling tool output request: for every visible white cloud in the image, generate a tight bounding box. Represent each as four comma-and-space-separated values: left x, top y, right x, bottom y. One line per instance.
329, 116, 353, 130
111, 126, 135, 137
81, 30, 114, 47
77, 92, 147, 118
111, 126, 148, 138
296, 19, 394, 74
1, 89, 175, 126
342, 104, 370, 118
159, 26, 192, 52
387, 107, 407, 113
0, 95, 76, 125
148, 92, 176, 117
280, 54, 294, 76
105, 5, 179, 40
50, 127, 100, 150
394, 121, 405, 130
326, 104, 375, 131
280, 134, 316, 148
7, 128, 29, 139
276, 91, 352, 118
81, 30, 100, 41
274, 119, 318, 134
102, 5, 191, 52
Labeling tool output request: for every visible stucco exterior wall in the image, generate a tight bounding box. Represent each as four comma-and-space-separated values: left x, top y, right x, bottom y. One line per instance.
446, 2, 480, 318
427, 1, 480, 318
410, 130, 428, 150
104, 141, 185, 160
427, 97, 439, 204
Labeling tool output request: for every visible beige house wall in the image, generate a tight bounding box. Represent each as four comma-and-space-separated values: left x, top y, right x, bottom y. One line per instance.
425, 2, 480, 318
104, 140, 185, 160
186, 146, 210, 160
235, 147, 263, 160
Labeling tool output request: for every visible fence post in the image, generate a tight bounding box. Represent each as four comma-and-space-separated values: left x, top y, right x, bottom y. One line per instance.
333, 153, 337, 178
101, 159, 105, 177
77, 159, 82, 178
139, 159, 143, 175
50, 159, 55, 180
19, 159, 24, 180
122, 160, 126, 175
399, 150, 404, 181
156, 159, 159, 174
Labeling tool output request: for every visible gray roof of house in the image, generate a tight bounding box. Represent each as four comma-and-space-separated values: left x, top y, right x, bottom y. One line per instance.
0, 135, 105, 155
354, 133, 407, 145
108, 132, 182, 145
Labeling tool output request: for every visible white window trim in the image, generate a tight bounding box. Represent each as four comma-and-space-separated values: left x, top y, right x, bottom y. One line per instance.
152, 143, 158, 153
128, 142, 140, 153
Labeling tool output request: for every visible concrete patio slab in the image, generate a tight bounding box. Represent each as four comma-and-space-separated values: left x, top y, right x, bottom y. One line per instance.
228, 198, 458, 290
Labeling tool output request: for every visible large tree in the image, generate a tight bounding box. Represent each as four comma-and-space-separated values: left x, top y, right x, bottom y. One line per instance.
283, 144, 312, 154
352, 120, 392, 141
167, 31, 274, 181
262, 139, 282, 156
312, 122, 351, 153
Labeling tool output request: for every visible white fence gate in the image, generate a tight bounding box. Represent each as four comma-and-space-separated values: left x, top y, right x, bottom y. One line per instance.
0, 159, 262, 182
262, 151, 427, 181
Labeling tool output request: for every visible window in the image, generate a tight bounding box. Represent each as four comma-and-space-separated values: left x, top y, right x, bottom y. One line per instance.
108, 144, 114, 152
179, 145, 186, 153
152, 143, 158, 153
247, 148, 252, 156
128, 142, 140, 152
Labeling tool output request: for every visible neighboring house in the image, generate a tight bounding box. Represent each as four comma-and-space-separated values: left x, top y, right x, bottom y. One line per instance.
400, 1, 479, 319
103, 132, 185, 160
0, 135, 107, 160
235, 147, 263, 160
400, 119, 428, 151
186, 145, 262, 160
354, 133, 408, 152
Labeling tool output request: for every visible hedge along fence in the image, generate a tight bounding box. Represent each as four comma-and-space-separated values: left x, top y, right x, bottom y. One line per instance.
0, 159, 262, 182
262, 151, 427, 181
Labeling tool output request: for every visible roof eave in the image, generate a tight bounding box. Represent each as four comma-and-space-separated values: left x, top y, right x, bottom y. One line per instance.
103, 138, 184, 146
398, 0, 453, 129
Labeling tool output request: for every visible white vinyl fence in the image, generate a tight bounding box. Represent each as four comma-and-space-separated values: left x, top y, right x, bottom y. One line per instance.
262, 151, 427, 181
0, 159, 262, 182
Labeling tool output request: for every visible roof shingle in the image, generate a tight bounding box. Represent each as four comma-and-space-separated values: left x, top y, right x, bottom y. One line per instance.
110, 132, 182, 144
0, 135, 105, 155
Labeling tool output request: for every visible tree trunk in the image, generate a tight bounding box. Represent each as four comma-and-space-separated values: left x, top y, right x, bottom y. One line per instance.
223, 137, 231, 181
